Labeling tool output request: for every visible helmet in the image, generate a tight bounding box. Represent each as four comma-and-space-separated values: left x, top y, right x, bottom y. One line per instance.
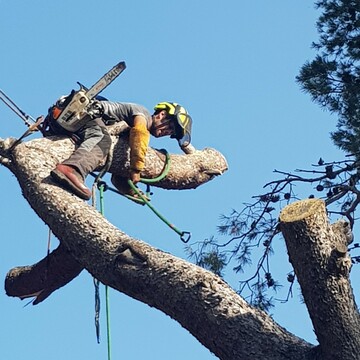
154, 102, 192, 146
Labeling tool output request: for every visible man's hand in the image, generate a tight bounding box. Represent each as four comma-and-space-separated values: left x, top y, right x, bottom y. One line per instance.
130, 170, 141, 184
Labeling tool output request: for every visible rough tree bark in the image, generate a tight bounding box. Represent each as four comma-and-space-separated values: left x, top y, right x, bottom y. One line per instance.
1, 129, 358, 359
280, 199, 360, 360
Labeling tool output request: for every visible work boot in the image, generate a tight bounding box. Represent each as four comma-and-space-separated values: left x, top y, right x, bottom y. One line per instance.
51, 164, 92, 200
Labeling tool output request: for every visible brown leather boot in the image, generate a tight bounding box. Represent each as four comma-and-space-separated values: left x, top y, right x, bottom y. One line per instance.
51, 164, 91, 200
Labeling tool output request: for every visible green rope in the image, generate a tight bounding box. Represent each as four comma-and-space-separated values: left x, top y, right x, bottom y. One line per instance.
121, 150, 171, 204
140, 150, 171, 184
91, 186, 101, 346
125, 149, 191, 242
91, 149, 191, 243
127, 180, 191, 243
105, 285, 111, 360
99, 183, 112, 360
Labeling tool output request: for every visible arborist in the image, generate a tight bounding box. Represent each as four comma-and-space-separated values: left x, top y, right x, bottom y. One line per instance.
42, 99, 193, 201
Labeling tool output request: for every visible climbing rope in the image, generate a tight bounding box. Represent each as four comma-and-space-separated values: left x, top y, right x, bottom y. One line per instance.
92, 181, 112, 360
127, 179, 191, 243
130, 150, 191, 242
45, 227, 52, 280
87, 148, 192, 360
91, 149, 191, 243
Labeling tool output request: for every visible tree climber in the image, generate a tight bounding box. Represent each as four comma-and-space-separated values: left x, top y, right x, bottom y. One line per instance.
42, 98, 193, 201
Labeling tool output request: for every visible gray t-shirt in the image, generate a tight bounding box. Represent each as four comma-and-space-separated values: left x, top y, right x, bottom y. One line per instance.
100, 101, 153, 129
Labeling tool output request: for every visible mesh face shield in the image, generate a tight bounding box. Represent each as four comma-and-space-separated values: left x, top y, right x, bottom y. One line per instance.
172, 110, 192, 147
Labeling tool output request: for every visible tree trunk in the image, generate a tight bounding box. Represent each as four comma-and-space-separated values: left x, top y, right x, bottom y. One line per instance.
5, 134, 357, 359
280, 199, 360, 360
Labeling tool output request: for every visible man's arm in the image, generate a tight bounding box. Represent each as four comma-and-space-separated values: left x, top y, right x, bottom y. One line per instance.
129, 115, 150, 183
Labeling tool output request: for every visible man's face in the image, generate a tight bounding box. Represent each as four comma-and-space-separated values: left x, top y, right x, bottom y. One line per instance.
150, 110, 176, 137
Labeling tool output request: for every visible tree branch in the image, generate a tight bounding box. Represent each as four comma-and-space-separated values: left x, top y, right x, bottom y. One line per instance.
5, 243, 83, 305
0, 133, 228, 304
0, 135, 316, 359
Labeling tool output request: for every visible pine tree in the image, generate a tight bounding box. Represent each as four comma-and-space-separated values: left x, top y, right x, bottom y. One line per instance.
297, 0, 360, 155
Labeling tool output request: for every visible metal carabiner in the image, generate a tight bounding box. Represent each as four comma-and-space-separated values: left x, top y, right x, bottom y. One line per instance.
180, 231, 191, 243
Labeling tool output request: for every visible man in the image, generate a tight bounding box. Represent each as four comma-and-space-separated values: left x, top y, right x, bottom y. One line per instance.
43, 98, 193, 201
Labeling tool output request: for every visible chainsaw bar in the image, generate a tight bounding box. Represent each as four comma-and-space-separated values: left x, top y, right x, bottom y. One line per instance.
56, 61, 126, 131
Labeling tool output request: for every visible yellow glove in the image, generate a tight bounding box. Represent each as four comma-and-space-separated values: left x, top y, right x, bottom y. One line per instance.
129, 120, 150, 172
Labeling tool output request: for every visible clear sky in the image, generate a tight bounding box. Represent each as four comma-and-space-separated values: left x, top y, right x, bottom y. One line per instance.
1, 1, 356, 359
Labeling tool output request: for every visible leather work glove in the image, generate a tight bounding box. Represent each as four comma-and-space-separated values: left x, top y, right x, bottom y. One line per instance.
130, 170, 141, 184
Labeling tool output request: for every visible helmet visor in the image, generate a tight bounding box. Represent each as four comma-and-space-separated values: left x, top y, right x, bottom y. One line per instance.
172, 109, 192, 147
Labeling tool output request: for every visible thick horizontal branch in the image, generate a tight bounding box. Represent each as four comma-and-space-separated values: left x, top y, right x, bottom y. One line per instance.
0, 133, 228, 189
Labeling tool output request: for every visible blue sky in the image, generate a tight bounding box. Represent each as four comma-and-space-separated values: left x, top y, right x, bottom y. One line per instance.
1, 1, 356, 359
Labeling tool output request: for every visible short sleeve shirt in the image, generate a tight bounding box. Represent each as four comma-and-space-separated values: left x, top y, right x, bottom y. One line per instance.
100, 101, 153, 129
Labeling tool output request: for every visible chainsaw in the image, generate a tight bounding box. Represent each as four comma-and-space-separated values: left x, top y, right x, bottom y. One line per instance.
54, 61, 126, 132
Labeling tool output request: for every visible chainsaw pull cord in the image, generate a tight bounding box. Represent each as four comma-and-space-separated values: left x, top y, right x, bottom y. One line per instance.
91, 181, 112, 360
